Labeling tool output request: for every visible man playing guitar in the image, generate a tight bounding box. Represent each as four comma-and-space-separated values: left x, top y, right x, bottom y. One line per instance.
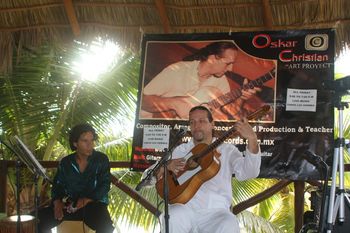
155, 105, 261, 233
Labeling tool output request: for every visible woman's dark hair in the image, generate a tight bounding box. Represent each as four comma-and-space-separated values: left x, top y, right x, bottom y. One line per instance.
69, 123, 98, 150
189, 105, 213, 122
183, 41, 237, 62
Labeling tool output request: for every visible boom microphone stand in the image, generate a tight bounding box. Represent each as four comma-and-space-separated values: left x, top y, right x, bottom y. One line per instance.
324, 77, 350, 232
136, 127, 187, 233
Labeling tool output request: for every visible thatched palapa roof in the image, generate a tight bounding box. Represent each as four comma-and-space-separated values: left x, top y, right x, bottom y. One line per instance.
1, 0, 350, 73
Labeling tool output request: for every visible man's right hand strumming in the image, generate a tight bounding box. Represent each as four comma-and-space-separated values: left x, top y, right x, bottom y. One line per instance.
156, 158, 186, 179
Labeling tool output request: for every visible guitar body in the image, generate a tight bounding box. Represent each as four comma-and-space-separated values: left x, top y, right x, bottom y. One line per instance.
156, 143, 221, 204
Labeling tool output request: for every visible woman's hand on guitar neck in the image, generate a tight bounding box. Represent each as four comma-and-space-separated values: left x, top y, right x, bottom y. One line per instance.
156, 158, 186, 180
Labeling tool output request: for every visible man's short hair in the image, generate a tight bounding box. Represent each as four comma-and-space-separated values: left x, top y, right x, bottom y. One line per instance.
69, 123, 98, 151
189, 106, 213, 122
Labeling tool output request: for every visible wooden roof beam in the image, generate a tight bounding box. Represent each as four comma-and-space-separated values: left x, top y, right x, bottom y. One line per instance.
154, 0, 171, 33
63, 0, 80, 36
261, 0, 273, 29
1, 19, 346, 32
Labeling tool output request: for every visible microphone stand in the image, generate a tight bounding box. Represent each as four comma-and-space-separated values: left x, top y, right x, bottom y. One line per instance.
136, 131, 186, 233
162, 148, 171, 233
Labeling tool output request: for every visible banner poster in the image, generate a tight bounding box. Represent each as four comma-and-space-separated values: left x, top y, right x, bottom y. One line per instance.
131, 29, 335, 180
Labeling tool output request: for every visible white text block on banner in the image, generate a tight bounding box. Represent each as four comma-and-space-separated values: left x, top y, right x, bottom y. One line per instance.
286, 88, 317, 112
142, 126, 170, 150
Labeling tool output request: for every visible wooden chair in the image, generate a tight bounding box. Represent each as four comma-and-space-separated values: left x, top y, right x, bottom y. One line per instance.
56, 220, 95, 233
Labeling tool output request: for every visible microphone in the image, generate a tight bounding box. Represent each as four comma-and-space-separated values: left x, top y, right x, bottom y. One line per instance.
302, 150, 328, 179
135, 177, 154, 191
174, 126, 187, 138
303, 150, 323, 166
169, 126, 188, 148
135, 167, 156, 191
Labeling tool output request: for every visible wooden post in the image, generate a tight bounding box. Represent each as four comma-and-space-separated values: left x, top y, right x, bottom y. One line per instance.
294, 181, 305, 233
154, 0, 171, 33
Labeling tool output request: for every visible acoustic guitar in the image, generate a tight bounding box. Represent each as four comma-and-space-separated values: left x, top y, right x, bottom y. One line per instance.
149, 68, 275, 119
155, 105, 270, 204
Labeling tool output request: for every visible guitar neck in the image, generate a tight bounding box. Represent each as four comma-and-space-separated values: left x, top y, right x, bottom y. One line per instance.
207, 69, 275, 109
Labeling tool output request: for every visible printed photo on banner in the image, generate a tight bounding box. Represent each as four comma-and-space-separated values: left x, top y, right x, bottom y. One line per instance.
131, 30, 335, 181
139, 40, 276, 122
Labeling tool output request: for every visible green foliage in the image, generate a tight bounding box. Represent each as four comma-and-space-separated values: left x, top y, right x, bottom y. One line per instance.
232, 178, 295, 232
109, 170, 159, 232
0, 41, 139, 159
238, 211, 284, 233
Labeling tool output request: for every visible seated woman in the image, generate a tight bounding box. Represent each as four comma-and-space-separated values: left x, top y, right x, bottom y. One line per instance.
37, 123, 114, 233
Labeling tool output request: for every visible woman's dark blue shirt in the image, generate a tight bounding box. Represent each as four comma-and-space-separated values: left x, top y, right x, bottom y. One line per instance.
51, 150, 110, 204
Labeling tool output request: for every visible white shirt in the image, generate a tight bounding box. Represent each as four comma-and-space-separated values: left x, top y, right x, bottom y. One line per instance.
143, 60, 230, 97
